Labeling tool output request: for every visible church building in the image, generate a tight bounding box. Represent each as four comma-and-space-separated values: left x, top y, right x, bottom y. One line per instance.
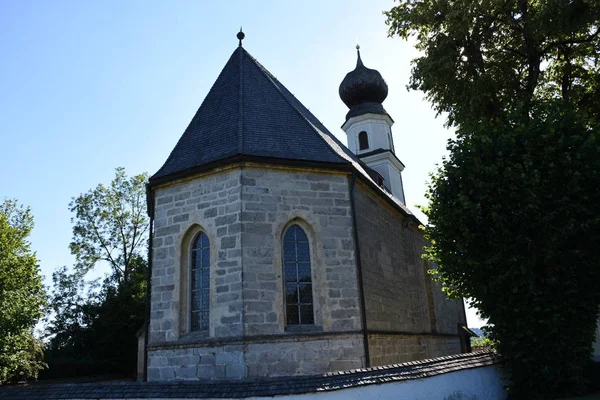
143, 32, 469, 381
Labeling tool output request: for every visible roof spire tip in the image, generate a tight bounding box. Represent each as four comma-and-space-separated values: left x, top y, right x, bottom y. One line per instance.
355, 44, 363, 67
237, 27, 245, 47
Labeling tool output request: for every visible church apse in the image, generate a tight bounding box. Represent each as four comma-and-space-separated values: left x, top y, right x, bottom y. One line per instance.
146, 165, 367, 380
143, 31, 468, 381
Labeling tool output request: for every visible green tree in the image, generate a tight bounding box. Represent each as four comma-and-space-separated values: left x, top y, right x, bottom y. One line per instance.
0, 200, 47, 383
44, 266, 99, 370
385, 1, 600, 398
385, 0, 600, 128
45, 259, 147, 377
69, 167, 149, 285
45, 168, 149, 377
85, 255, 147, 373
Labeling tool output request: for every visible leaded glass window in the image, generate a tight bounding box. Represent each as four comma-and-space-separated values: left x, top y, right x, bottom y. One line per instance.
190, 232, 210, 331
283, 225, 314, 325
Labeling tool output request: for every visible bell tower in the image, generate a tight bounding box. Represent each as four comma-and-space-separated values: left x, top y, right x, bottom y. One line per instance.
339, 46, 405, 204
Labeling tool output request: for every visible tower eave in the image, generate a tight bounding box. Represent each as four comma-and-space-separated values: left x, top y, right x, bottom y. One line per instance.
359, 149, 405, 172
341, 112, 395, 131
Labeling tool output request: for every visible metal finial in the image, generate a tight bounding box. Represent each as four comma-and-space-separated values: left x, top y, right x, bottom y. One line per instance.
356, 44, 363, 67
237, 27, 245, 47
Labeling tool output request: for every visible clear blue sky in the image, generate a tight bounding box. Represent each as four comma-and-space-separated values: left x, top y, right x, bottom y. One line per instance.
0, 0, 485, 327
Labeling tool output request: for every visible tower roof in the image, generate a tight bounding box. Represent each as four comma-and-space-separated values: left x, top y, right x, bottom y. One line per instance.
339, 47, 389, 121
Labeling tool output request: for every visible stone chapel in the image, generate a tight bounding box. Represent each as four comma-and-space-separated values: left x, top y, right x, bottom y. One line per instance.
143, 32, 470, 381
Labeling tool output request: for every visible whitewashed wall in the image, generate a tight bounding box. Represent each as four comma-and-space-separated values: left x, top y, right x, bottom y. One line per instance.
247, 365, 505, 400
269, 365, 505, 400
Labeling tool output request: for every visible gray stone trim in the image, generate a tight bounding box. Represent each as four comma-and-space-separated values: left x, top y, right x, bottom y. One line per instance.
148, 330, 363, 351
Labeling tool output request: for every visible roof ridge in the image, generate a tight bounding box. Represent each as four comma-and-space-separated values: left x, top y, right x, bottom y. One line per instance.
238, 47, 244, 155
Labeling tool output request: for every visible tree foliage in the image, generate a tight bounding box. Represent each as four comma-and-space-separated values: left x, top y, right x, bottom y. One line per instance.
45, 168, 148, 378
471, 336, 494, 350
69, 167, 149, 284
386, 0, 600, 128
44, 267, 100, 362
385, 1, 600, 398
425, 107, 599, 398
0, 200, 47, 384
44, 257, 146, 377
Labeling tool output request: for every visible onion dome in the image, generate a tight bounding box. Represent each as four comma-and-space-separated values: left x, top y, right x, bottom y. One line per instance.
339, 46, 389, 120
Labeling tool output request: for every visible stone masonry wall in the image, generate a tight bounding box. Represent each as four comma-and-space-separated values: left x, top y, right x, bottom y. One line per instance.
368, 334, 462, 367
353, 183, 431, 333
148, 167, 243, 346
353, 181, 465, 366
245, 334, 363, 377
239, 167, 361, 335
147, 333, 364, 381
147, 165, 365, 380
148, 345, 245, 381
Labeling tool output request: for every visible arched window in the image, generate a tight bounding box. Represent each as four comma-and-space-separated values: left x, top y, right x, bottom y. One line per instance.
358, 131, 369, 150
283, 225, 314, 325
190, 232, 210, 331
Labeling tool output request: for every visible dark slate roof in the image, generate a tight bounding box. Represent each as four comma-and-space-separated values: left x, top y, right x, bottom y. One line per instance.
339, 49, 388, 108
339, 49, 390, 122
151, 46, 349, 181
0, 351, 500, 399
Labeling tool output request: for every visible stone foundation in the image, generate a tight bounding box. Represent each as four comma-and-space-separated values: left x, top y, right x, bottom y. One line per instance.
148, 345, 245, 381
147, 333, 364, 381
245, 334, 364, 377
